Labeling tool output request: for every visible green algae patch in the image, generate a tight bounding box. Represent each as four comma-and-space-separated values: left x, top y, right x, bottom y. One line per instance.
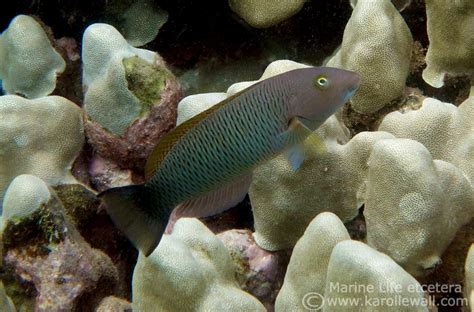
2, 196, 68, 253
123, 56, 171, 115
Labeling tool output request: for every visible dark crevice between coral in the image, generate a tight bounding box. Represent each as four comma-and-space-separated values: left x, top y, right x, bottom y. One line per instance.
418, 219, 474, 312
202, 195, 255, 234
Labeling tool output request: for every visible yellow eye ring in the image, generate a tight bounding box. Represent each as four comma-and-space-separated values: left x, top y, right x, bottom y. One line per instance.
314, 75, 330, 89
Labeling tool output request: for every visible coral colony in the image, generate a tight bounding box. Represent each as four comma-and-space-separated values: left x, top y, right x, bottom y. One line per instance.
0, 0, 473, 311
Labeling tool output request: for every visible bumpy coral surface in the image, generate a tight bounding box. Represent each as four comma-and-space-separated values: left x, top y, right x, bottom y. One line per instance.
132, 218, 266, 311
379, 97, 474, 186
177, 92, 228, 125
466, 244, 474, 308
325, 240, 428, 312
250, 125, 394, 250
0, 281, 15, 312
364, 138, 474, 276
327, 0, 412, 113
0, 95, 84, 205
82, 23, 158, 135
228, 0, 305, 29
423, 0, 474, 88
275, 212, 350, 311
0, 15, 65, 98
106, 0, 168, 47
82, 23, 181, 171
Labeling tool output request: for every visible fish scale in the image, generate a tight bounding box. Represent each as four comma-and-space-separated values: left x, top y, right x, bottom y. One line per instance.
99, 66, 361, 256
150, 79, 292, 210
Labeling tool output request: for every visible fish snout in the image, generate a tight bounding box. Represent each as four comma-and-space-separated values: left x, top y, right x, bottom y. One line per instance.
348, 72, 362, 92
342, 72, 361, 103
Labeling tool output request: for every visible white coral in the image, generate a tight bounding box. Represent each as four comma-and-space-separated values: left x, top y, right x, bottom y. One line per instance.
364, 138, 474, 276
0, 15, 65, 98
82, 23, 157, 135
379, 97, 474, 187
327, 0, 413, 113
0, 95, 84, 205
324, 240, 428, 312
228, 0, 306, 29
132, 218, 266, 311
423, 0, 474, 88
250, 129, 394, 250
275, 212, 350, 311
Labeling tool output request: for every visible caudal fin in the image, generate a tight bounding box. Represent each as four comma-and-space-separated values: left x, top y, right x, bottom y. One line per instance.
98, 184, 168, 256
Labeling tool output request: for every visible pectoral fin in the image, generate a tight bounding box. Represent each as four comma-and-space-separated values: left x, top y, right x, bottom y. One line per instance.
287, 144, 306, 170
281, 117, 327, 171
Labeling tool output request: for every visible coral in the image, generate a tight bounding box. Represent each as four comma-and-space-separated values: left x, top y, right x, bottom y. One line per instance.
174, 59, 393, 251
423, 0, 474, 88
275, 212, 350, 311
105, 0, 168, 47
177, 92, 228, 125
83, 23, 164, 134
228, 0, 305, 29
466, 244, 474, 308
0, 15, 65, 98
82, 23, 181, 170
96, 296, 132, 312
379, 97, 474, 186
217, 229, 288, 309
1, 175, 119, 311
177, 60, 310, 125
1, 175, 50, 224
324, 240, 427, 311
350, 0, 412, 11
132, 218, 266, 311
0, 95, 84, 205
327, 0, 413, 113
364, 138, 474, 276
0, 281, 16, 312
250, 125, 394, 251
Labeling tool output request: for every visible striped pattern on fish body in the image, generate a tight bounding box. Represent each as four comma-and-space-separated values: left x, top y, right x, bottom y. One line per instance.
99, 66, 361, 256
148, 76, 295, 212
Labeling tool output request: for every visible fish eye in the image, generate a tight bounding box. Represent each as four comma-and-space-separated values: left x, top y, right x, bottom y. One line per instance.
314, 75, 330, 90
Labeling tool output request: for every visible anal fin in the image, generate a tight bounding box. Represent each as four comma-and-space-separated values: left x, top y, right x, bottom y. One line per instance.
173, 173, 253, 219
99, 184, 168, 257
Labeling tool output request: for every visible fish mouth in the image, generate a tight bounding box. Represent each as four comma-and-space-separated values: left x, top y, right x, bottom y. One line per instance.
343, 87, 358, 103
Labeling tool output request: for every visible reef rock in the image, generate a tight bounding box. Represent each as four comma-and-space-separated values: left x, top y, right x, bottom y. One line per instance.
82, 23, 181, 172
217, 229, 287, 310
1, 175, 119, 311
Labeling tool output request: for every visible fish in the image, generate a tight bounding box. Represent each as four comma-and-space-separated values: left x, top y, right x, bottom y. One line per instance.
99, 67, 361, 256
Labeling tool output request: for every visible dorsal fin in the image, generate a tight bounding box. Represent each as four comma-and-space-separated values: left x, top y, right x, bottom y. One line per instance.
144, 86, 257, 180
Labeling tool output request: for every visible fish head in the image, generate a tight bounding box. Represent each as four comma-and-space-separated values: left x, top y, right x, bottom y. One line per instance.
287, 67, 361, 130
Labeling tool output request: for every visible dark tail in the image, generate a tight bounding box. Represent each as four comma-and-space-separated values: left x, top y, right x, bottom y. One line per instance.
98, 184, 169, 256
